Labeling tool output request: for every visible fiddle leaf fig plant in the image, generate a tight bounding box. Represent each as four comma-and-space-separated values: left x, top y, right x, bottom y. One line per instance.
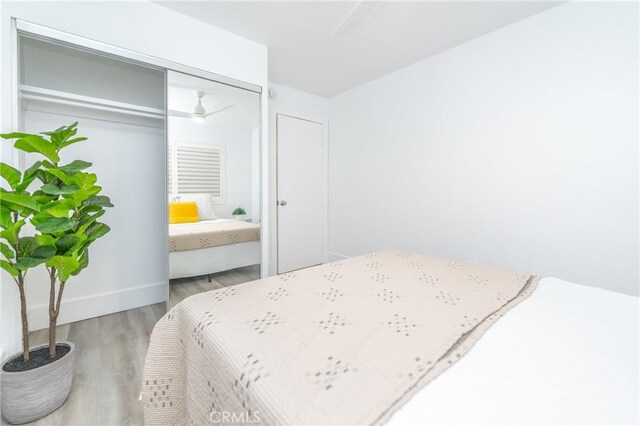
1, 144, 56, 362
1, 122, 113, 360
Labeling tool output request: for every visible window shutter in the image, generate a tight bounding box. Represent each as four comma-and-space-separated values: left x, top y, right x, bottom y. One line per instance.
175, 144, 224, 201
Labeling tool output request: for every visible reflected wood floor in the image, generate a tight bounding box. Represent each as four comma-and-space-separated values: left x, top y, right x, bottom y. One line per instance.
170, 264, 259, 308
3, 265, 259, 426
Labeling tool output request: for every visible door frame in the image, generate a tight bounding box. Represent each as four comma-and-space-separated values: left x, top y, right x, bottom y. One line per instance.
270, 109, 328, 275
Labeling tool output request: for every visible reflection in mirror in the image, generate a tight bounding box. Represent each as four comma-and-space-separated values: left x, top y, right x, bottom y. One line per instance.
167, 71, 260, 307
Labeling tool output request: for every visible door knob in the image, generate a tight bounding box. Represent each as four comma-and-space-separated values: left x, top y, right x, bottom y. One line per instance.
279, 200, 287, 206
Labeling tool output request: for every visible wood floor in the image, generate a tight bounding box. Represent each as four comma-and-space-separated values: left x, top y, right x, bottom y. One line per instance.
2, 265, 259, 426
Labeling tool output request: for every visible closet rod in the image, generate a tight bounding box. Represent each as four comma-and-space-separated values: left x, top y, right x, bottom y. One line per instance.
20, 85, 165, 120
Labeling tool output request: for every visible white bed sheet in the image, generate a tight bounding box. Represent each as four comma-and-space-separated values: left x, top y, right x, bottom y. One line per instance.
388, 277, 639, 426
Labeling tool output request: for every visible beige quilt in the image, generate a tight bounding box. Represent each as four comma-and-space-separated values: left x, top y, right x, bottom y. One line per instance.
169, 219, 260, 252
142, 251, 538, 425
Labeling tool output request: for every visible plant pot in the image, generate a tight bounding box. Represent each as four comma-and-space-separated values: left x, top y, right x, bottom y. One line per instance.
1, 342, 75, 425
233, 214, 246, 221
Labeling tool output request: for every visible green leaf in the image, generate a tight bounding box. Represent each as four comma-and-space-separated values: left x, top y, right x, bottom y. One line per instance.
31, 194, 56, 204
1, 242, 14, 260
0, 193, 42, 212
13, 135, 60, 163
82, 195, 113, 208
14, 161, 43, 194
0, 259, 19, 277
59, 137, 87, 149
0, 206, 11, 229
41, 199, 75, 218
33, 216, 77, 234
41, 125, 67, 136
15, 245, 55, 270
17, 237, 38, 258
71, 249, 89, 276
47, 255, 80, 282
70, 187, 100, 204
14, 176, 36, 194
47, 122, 81, 149
43, 169, 74, 185
0, 220, 24, 245
58, 160, 92, 174
0, 163, 21, 189
1, 132, 31, 139
85, 222, 110, 241
35, 234, 57, 246
34, 169, 59, 185
76, 210, 105, 233
41, 184, 80, 195
70, 172, 97, 190
55, 234, 81, 254
24, 161, 42, 179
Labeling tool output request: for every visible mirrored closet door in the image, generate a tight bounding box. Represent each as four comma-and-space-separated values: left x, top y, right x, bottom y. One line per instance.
166, 71, 261, 307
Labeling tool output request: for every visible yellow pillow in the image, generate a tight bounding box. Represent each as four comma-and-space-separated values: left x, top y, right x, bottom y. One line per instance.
169, 201, 199, 224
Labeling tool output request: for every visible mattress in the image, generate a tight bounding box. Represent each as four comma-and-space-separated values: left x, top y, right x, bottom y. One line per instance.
388, 277, 639, 425
143, 251, 538, 425
169, 219, 260, 252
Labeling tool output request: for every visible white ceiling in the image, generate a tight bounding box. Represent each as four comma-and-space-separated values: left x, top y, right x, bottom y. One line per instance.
159, 1, 562, 98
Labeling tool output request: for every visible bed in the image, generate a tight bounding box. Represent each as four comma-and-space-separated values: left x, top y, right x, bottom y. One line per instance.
169, 219, 260, 279
144, 251, 639, 425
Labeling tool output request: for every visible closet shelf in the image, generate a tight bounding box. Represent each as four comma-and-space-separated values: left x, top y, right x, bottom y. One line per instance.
20, 85, 165, 120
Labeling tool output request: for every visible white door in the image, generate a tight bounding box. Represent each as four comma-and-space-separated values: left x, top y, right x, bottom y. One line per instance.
277, 114, 325, 273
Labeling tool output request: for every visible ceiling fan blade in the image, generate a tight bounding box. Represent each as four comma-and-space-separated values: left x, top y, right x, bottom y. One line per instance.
203, 105, 235, 118
168, 109, 193, 119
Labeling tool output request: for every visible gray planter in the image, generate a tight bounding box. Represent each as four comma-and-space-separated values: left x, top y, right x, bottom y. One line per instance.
1, 342, 75, 425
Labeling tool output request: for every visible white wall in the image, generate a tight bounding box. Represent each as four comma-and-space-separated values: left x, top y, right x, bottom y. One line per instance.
328, 2, 639, 296
0, 1, 268, 357
267, 82, 330, 273
269, 82, 330, 121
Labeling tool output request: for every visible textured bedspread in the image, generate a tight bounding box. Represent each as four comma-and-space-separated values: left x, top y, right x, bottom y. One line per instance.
169, 219, 260, 252
142, 251, 538, 425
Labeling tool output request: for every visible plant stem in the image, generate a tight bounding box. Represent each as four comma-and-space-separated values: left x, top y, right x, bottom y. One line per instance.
13, 213, 30, 362
17, 273, 30, 362
49, 280, 66, 357
48, 267, 57, 358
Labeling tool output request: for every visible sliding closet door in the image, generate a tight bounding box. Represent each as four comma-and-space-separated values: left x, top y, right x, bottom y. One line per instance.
18, 36, 167, 328
166, 70, 261, 297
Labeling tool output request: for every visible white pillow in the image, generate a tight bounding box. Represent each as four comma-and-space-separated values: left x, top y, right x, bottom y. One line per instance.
177, 194, 218, 220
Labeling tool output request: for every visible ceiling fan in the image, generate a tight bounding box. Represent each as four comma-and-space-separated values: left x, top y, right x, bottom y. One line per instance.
168, 91, 234, 123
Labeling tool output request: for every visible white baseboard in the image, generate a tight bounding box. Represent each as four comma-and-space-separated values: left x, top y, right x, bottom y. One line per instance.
326, 251, 350, 262
27, 281, 167, 331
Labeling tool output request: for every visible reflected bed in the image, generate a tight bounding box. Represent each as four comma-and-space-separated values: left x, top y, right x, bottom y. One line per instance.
169, 219, 260, 279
